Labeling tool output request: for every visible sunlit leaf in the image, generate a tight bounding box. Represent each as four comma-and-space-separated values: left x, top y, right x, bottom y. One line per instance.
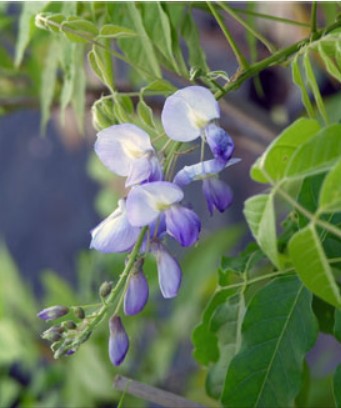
222, 276, 318, 407
251, 118, 320, 183
244, 194, 280, 268
289, 224, 341, 307
319, 159, 341, 213
303, 53, 329, 124
61, 18, 99, 43
88, 43, 114, 91
15, 2, 45, 66
98, 24, 136, 38
291, 56, 315, 118
286, 124, 341, 179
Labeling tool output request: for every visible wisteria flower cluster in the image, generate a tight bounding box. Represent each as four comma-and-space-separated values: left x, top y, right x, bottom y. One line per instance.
37, 86, 240, 366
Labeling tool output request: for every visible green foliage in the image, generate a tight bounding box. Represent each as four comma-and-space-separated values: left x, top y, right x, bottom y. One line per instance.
4, 2, 341, 407
222, 276, 318, 407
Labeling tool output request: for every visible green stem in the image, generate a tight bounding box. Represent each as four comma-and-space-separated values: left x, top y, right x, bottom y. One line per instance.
73, 227, 148, 347
214, 19, 341, 99
223, 269, 293, 292
207, 2, 249, 70
310, 2, 318, 34
163, 141, 182, 180
227, 6, 311, 28
218, 2, 276, 53
276, 186, 341, 241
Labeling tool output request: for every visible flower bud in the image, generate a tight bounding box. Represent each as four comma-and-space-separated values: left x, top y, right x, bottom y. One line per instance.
73, 306, 85, 320
41, 325, 64, 341
124, 270, 149, 316
99, 281, 112, 298
51, 340, 63, 352
37, 305, 69, 321
109, 315, 129, 366
63, 320, 77, 330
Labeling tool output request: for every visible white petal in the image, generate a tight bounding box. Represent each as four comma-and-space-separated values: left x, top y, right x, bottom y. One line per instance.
95, 124, 153, 176
126, 182, 184, 227
90, 199, 140, 253
161, 86, 220, 142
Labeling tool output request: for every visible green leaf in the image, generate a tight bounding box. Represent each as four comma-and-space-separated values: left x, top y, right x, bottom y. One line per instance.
108, 2, 161, 79
181, 12, 209, 72
71, 45, 86, 132
222, 276, 318, 407
289, 224, 341, 307
333, 364, 341, 407
88, 43, 114, 91
286, 124, 341, 179
206, 291, 245, 399
142, 79, 177, 94
140, 2, 180, 74
61, 18, 99, 43
15, 2, 45, 67
40, 40, 60, 133
98, 24, 136, 38
319, 159, 341, 213
243, 194, 280, 268
137, 99, 155, 129
59, 40, 77, 123
192, 286, 239, 366
291, 56, 315, 118
318, 41, 341, 82
251, 118, 320, 183
303, 53, 329, 124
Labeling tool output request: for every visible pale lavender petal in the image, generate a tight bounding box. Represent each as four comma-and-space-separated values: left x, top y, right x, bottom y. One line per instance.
126, 182, 184, 227
124, 271, 149, 315
148, 154, 163, 182
151, 243, 182, 298
202, 178, 233, 215
205, 124, 234, 162
174, 158, 242, 186
109, 316, 129, 366
165, 205, 201, 247
95, 124, 153, 176
90, 199, 140, 253
161, 86, 220, 142
125, 156, 152, 188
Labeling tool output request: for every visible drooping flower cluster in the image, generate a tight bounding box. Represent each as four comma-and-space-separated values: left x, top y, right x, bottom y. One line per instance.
37, 86, 240, 365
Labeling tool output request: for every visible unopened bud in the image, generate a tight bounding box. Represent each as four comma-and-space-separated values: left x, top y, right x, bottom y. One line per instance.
124, 271, 149, 316
99, 281, 112, 298
73, 307, 85, 320
41, 325, 64, 341
63, 320, 77, 330
37, 305, 69, 321
109, 315, 129, 366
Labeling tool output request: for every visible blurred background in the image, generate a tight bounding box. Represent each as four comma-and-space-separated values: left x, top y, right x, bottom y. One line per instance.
1, 2, 341, 407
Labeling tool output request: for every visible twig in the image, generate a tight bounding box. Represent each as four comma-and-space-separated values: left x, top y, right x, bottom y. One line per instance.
113, 375, 205, 408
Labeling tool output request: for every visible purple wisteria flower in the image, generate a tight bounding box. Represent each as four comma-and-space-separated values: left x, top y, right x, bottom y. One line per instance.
162, 86, 237, 169
174, 158, 240, 215
126, 181, 200, 247
202, 178, 233, 215
124, 270, 149, 316
205, 123, 234, 163
161, 86, 220, 142
109, 315, 129, 366
151, 243, 182, 298
95, 124, 162, 187
90, 199, 140, 253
